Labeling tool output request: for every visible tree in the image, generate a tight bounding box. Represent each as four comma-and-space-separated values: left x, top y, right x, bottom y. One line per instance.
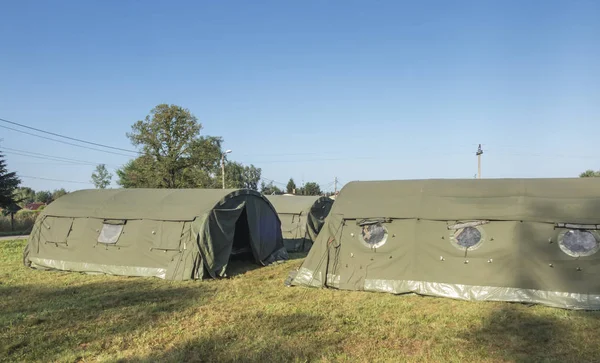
1, 203, 21, 231
242, 164, 261, 190
301, 182, 322, 196
0, 149, 21, 230
223, 162, 262, 190
261, 181, 282, 195
14, 187, 35, 206
35, 190, 53, 204
286, 178, 296, 194
52, 188, 68, 200
580, 170, 600, 177
118, 104, 223, 188
117, 156, 157, 188
91, 164, 112, 189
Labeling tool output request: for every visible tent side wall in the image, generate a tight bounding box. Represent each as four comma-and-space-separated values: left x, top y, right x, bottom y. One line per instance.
267, 195, 334, 252
24, 216, 201, 280
292, 179, 600, 309
278, 213, 307, 252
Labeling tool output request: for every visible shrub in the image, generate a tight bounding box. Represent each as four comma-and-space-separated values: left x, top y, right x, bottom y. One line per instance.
0, 210, 39, 233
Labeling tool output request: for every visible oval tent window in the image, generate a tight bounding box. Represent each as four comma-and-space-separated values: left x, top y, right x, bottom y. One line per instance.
450, 226, 484, 251
456, 227, 481, 249
559, 230, 600, 257
360, 223, 388, 248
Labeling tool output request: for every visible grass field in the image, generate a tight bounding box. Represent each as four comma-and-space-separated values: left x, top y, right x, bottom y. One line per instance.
2, 239, 600, 362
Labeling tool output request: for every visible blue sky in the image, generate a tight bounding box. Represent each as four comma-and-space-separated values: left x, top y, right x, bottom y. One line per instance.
1, 0, 599, 192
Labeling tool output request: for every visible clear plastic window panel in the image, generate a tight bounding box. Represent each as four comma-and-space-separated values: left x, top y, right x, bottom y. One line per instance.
561, 230, 599, 256
361, 223, 387, 248
455, 227, 481, 249
97, 223, 124, 244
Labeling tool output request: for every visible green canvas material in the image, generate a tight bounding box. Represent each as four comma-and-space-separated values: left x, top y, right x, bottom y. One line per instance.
290, 178, 600, 310
24, 188, 287, 280
266, 195, 334, 252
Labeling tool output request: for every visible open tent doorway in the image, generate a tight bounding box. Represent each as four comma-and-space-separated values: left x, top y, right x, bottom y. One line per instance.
229, 207, 256, 261
231, 207, 252, 257
226, 207, 264, 276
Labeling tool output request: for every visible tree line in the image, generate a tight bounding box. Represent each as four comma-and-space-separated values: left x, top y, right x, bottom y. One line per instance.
13, 187, 68, 206
260, 178, 322, 196
580, 170, 600, 178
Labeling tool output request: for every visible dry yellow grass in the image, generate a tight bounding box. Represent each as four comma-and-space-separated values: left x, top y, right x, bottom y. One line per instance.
2, 239, 600, 362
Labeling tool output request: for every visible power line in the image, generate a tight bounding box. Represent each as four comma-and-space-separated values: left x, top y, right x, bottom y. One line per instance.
486, 150, 600, 160
242, 156, 380, 164
15, 162, 90, 166
0, 147, 120, 168
261, 177, 287, 187
18, 175, 94, 185
239, 152, 478, 165
0, 124, 136, 157
0, 117, 139, 154
4, 150, 93, 166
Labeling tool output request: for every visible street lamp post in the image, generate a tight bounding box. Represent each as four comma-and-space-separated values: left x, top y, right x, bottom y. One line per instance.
221, 149, 232, 189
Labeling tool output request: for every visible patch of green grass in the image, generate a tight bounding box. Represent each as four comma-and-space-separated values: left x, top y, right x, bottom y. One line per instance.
2, 239, 600, 362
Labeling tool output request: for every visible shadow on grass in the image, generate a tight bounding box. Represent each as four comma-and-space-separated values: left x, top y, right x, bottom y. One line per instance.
462, 305, 600, 362
0, 278, 216, 362
225, 251, 307, 278
126, 311, 342, 363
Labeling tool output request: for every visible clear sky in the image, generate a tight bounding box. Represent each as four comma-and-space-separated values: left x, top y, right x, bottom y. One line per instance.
1, 0, 599, 192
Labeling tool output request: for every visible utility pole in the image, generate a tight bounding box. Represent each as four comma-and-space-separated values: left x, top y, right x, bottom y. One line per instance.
476, 144, 483, 179
221, 149, 232, 189
334, 177, 338, 194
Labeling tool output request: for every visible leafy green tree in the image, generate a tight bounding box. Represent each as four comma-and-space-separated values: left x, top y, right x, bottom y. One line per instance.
224, 162, 262, 190
242, 164, 261, 190
35, 190, 53, 204
580, 170, 600, 177
301, 182, 322, 196
91, 164, 112, 189
117, 156, 157, 188
118, 104, 223, 188
14, 187, 35, 206
286, 178, 296, 194
0, 149, 21, 229
52, 188, 68, 200
261, 181, 282, 195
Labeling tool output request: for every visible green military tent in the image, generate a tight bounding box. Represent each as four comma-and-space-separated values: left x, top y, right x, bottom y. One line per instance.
266, 195, 334, 252
289, 178, 600, 309
24, 188, 287, 280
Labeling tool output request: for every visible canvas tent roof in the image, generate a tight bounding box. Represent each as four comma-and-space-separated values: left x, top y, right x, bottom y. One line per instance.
334, 178, 600, 224
42, 188, 253, 221
290, 178, 600, 310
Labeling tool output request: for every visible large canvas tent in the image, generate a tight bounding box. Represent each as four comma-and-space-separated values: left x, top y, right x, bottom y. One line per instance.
266, 195, 334, 252
24, 189, 287, 280
290, 178, 600, 309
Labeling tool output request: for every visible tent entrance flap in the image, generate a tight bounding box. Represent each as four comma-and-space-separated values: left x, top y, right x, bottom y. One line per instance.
198, 203, 262, 277
230, 207, 254, 258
